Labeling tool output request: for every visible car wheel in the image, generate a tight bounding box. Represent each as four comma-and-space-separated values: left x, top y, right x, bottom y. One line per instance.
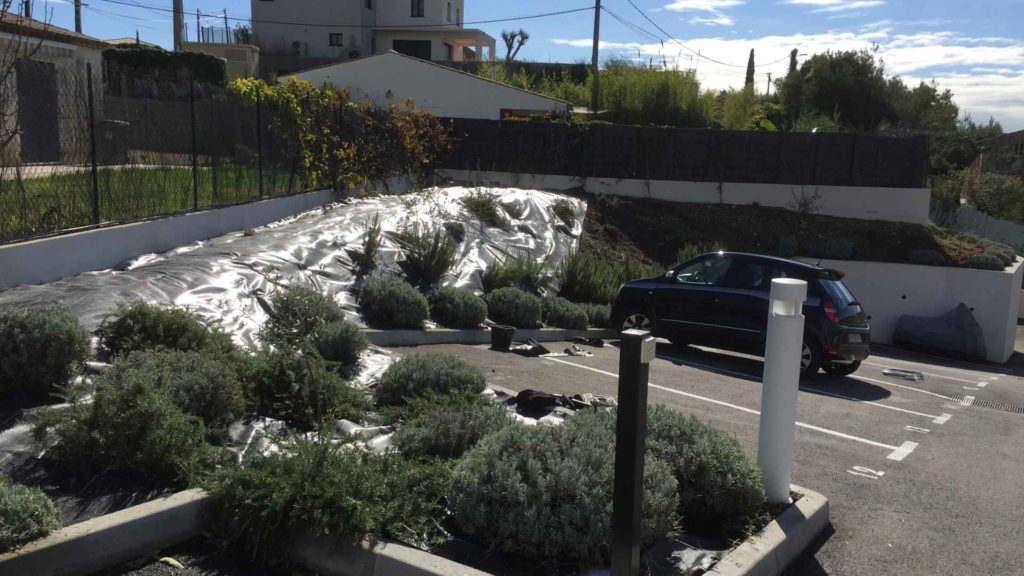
800, 339, 823, 378
824, 360, 861, 377
619, 311, 653, 333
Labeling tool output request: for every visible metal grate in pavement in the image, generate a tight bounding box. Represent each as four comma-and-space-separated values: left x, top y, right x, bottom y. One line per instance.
949, 395, 1024, 415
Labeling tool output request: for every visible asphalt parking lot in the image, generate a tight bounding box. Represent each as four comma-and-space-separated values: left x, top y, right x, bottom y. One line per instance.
402, 339, 1024, 576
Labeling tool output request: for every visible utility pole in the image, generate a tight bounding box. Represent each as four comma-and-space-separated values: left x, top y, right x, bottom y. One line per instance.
590, 0, 601, 115
22, 0, 30, 19
196, 9, 201, 44
74, 0, 82, 33
172, 0, 184, 51
766, 72, 772, 98
223, 9, 229, 43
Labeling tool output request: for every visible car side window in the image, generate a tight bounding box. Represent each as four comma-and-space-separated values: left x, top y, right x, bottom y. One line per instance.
723, 261, 770, 291
675, 256, 732, 286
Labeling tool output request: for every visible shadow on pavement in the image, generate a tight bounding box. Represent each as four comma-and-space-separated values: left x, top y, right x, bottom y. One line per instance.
803, 375, 892, 402
781, 523, 835, 576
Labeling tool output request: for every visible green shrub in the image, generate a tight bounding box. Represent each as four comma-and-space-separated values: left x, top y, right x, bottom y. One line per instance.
0, 307, 89, 400
443, 221, 465, 242
500, 200, 525, 220
96, 302, 235, 357
248, 350, 371, 430
351, 214, 382, 277
461, 190, 509, 229
481, 254, 550, 295
487, 287, 543, 328
428, 287, 487, 329
262, 286, 346, 347
979, 238, 1017, 267
392, 393, 512, 459
542, 297, 589, 330
35, 377, 213, 485
376, 353, 486, 406
967, 253, 1005, 271
808, 238, 854, 260
0, 477, 61, 552
580, 303, 612, 328
110, 349, 247, 435
313, 321, 369, 367
359, 275, 429, 329
208, 438, 452, 563
396, 228, 458, 288
908, 249, 947, 266
776, 237, 799, 258
448, 415, 678, 564
645, 406, 765, 538
558, 250, 664, 305
550, 199, 577, 225
677, 243, 712, 265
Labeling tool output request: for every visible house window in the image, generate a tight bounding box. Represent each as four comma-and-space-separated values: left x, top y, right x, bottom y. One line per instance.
329, 33, 344, 47
411, 0, 424, 17
447, 2, 452, 21
444, 42, 453, 60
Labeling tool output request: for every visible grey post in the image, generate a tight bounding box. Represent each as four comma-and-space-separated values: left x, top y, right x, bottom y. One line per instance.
86, 63, 100, 225
611, 329, 656, 576
189, 79, 199, 211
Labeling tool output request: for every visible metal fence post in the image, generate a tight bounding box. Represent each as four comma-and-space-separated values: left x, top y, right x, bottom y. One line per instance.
189, 80, 199, 211
86, 63, 100, 225
611, 329, 656, 576
256, 89, 264, 199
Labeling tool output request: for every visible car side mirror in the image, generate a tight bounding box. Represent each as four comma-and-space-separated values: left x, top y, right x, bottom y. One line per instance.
664, 270, 675, 278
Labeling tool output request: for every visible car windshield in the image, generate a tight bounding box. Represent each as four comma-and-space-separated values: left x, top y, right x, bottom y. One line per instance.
818, 279, 857, 307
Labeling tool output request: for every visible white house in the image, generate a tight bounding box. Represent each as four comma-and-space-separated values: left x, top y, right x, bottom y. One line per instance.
283, 51, 568, 120
251, 0, 495, 70
0, 14, 106, 165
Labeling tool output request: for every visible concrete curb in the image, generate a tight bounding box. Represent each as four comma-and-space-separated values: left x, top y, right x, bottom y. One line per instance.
365, 327, 617, 348
0, 488, 209, 576
706, 485, 830, 576
293, 534, 491, 576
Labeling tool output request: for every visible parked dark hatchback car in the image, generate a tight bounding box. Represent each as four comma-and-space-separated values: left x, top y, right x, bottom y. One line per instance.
611, 252, 871, 377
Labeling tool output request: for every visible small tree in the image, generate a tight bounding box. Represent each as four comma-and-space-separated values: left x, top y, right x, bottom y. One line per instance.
744, 48, 755, 88
501, 29, 529, 62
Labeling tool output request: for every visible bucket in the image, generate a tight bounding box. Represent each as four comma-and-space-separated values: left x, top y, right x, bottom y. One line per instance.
490, 325, 515, 351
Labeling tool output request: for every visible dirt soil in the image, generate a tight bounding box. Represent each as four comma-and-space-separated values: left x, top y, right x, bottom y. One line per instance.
94, 539, 281, 576
579, 195, 988, 267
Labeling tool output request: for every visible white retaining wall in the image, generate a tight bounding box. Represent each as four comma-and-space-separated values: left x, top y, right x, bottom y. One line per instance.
806, 257, 1024, 363
443, 170, 931, 224
0, 189, 337, 290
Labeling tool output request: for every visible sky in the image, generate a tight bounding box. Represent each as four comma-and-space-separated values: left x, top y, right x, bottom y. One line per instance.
34, 0, 1024, 130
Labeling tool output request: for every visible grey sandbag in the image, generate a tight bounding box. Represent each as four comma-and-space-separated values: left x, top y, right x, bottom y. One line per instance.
892, 303, 987, 360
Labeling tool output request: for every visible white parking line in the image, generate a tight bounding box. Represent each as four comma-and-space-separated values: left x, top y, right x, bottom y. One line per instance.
863, 361, 989, 386
801, 386, 951, 424
655, 352, 759, 381
851, 374, 952, 400
869, 353, 1010, 378
546, 357, 917, 461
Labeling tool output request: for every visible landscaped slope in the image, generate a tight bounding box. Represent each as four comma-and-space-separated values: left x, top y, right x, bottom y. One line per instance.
579, 195, 1014, 270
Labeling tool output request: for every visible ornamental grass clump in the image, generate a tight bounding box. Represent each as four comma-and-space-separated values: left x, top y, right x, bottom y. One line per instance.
312, 320, 369, 368
376, 353, 485, 406
0, 477, 61, 552
262, 286, 346, 347
448, 411, 678, 564
207, 437, 452, 565
96, 301, 235, 358
397, 228, 459, 288
481, 253, 550, 295
460, 190, 509, 230
392, 393, 513, 459
359, 275, 429, 329
542, 297, 589, 330
428, 286, 487, 329
557, 250, 663, 305
248, 350, 371, 430
486, 287, 542, 328
0, 307, 90, 401
580, 303, 612, 328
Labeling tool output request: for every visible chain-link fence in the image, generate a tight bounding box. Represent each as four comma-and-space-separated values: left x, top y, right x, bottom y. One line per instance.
0, 64, 302, 244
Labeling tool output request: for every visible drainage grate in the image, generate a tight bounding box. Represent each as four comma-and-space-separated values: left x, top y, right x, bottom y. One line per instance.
949, 395, 1024, 414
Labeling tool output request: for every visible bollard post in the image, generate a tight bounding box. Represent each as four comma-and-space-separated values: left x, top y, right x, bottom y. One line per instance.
611, 329, 656, 576
757, 278, 808, 505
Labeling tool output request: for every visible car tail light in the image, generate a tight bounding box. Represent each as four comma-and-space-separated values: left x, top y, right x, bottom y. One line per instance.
823, 299, 840, 324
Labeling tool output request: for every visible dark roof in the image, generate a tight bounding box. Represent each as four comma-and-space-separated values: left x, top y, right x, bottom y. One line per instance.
0, 13, 108, 49
703, 252, 827, 271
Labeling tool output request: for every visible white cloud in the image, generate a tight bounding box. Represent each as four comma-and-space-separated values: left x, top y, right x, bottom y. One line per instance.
662, 0, 744, 12
551, 28, 1024, 130
690, 14, 735, 26
782, 0, 885, 13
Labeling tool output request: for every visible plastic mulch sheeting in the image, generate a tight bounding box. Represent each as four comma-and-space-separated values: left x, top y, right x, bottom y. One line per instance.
0, 186, 585, 348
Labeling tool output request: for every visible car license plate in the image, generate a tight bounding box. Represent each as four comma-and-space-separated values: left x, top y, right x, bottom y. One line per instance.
847, 334, 863, 344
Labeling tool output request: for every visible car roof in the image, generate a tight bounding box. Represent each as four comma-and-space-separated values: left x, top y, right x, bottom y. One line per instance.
697, 251, 826, 272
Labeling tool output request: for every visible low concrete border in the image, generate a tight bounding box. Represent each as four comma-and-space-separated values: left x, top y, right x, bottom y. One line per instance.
706, 485, 830, 576
0, 488, 209, 576
365, 327, 617, 347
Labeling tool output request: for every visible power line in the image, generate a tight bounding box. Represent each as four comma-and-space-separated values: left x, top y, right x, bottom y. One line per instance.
601, 6, 661, 44
96, 0, 594, 29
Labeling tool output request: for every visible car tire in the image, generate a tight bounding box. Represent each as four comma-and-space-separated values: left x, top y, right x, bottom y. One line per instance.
618, 310, 653, 333
800, 339, 823, 378
824, 360, 861, 377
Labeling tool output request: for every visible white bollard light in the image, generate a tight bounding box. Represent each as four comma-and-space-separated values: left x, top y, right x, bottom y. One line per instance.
757, 278, 808, 505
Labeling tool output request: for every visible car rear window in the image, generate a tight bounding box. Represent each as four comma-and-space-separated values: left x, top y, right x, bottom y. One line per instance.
818, 279, 857, 307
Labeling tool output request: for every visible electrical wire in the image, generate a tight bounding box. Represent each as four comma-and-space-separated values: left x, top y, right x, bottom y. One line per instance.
601, 5, 662, 44
96, 0, 594, 30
